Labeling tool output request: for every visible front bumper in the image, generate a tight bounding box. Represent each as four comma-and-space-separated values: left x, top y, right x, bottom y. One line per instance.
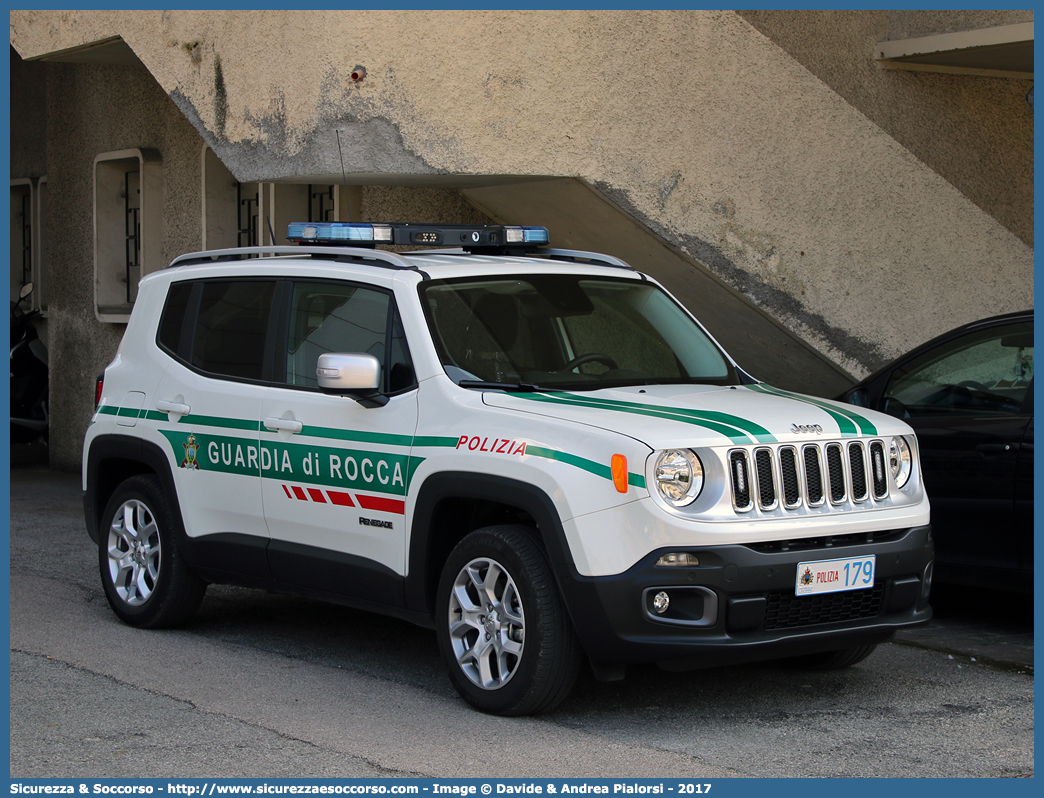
557, 525, 934, 670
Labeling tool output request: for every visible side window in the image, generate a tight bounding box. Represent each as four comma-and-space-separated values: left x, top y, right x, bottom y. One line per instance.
286, 281, 415, 393
191, 281, 276, 380
883, 322, 1033, 418
387, 307, 416, 393
157, 282, 193, 355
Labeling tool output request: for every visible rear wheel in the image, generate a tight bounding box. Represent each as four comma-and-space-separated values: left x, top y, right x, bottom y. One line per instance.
98, 475, 206, 628
435, 525, 581, 715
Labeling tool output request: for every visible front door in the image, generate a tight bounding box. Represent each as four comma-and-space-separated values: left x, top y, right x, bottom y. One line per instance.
879, 320, 1033, 582
259, 279, 419, 603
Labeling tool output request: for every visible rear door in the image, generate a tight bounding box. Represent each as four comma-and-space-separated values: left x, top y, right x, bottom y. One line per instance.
145, 278, 275, 575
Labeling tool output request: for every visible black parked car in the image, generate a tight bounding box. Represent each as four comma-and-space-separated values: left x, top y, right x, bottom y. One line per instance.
840, 311, 1033, 593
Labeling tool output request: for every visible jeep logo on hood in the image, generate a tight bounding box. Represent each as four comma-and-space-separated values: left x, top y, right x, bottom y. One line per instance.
791, 424, 823, 434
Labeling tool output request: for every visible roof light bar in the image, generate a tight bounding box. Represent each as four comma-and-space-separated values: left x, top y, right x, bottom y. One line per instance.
287, 222, 392, 244
286, 222, 549, 250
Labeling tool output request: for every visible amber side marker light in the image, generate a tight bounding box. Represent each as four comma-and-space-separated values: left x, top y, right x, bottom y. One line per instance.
611, 454, 628, 493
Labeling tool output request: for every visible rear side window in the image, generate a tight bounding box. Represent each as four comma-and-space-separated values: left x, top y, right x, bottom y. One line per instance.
154, 276, 415, 393
191, 281, 276, 380
157, 282, 193, 355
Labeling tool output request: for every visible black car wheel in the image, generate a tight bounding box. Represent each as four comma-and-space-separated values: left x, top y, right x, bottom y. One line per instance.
787, 644, 878, 670
436, 525, 581, 715
99, 475, 206, 628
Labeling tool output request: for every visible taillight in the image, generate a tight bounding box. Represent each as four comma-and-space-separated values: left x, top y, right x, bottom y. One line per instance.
94, 373, 104, 409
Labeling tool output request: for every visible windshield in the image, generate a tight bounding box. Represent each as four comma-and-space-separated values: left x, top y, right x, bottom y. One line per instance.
420, 274, 737, 390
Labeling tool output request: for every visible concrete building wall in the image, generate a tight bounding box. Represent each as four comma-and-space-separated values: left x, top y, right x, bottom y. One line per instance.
10, 51, 497, 470
10, 47, 48, 179
10, 9, 1033, 469
739, 9, 1034, 246
38, 59, 203, 469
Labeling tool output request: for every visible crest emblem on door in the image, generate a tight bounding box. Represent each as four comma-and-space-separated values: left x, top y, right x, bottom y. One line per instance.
181, 433, 201, 469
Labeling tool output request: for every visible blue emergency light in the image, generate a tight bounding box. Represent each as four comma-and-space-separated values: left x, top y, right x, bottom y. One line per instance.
286, 221, 550, 250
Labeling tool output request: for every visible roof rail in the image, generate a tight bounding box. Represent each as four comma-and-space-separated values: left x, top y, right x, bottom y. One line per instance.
167, 245, 422, 271
418, 246, 637, 272
540, 248, 635, 271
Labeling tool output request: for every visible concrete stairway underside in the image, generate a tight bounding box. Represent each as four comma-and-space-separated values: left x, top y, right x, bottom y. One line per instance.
463, 178, 856, 397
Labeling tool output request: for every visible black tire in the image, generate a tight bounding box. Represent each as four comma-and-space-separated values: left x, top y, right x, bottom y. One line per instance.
435, 525, 581, 715
788, 644, 878, 670
98, 475, 206, 628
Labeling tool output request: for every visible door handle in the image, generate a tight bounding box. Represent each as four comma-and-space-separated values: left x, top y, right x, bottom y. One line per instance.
264, 417, 303, 434
156, 400, 191, 415
975, 442, 1018, 456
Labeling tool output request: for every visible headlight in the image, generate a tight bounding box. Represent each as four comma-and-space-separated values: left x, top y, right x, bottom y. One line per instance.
889, 436, 913, 489
653, 449, 704, 507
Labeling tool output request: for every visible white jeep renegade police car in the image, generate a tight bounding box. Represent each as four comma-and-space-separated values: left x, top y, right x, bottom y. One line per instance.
83, 222, 933, 715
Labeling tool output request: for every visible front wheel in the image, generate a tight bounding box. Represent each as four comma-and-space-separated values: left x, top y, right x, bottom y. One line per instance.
435, 525, 581, 715
787, 644, 879, 670
98, 475, 206, 628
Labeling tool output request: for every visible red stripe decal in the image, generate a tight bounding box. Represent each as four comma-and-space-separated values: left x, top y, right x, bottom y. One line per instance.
291, 486, 307, 501
356, 494, 406, 515
282, 485, 293, 499
307, 488, 327, 504
327, 491, 355, 507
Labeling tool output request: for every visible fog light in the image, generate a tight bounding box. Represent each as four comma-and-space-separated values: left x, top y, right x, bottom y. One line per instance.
655, 552, 700, 567
922, 561, 934, 600
652, 591, 670, 614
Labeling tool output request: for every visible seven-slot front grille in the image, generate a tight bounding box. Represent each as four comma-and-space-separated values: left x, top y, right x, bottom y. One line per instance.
729, 440, 890, 513
848, 442, 868, 502
754, 448, 777, 509
730, 450, 753, 511
825, 443, 845, 503
869, 441, 888, 499
778, 446, 801, 508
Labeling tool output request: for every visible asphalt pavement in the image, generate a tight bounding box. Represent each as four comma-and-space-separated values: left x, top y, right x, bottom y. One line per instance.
6, 460, 1035, 779
8, 458, 1033, 672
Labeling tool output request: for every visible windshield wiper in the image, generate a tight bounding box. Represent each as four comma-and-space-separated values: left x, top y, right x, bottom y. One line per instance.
458, 380, 541, 392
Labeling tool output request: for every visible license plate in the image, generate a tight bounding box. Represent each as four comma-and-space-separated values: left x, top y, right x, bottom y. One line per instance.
795, 555, 876, 596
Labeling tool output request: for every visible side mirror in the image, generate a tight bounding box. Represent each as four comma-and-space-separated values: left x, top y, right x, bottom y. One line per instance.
316, 353, 388, 407
18, 282, 34, 301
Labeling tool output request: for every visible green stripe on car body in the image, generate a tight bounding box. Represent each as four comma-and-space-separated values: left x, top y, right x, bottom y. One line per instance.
141, 407, 411, 446
551, 391, 778, 442
525, 446, 647, 489
747, 384, 877, 436
298, 425, 414, 448
182, 414, 261, 432
159, 429, 419, 494
112, 404, 643, 492
516, 392, 767, 445
411, 435, 465, 448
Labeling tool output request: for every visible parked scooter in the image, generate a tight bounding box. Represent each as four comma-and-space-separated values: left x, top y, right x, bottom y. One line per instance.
11, 282, 48, 443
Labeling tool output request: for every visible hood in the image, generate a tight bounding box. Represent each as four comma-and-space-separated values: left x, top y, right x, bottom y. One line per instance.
482, 383, 911, 449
